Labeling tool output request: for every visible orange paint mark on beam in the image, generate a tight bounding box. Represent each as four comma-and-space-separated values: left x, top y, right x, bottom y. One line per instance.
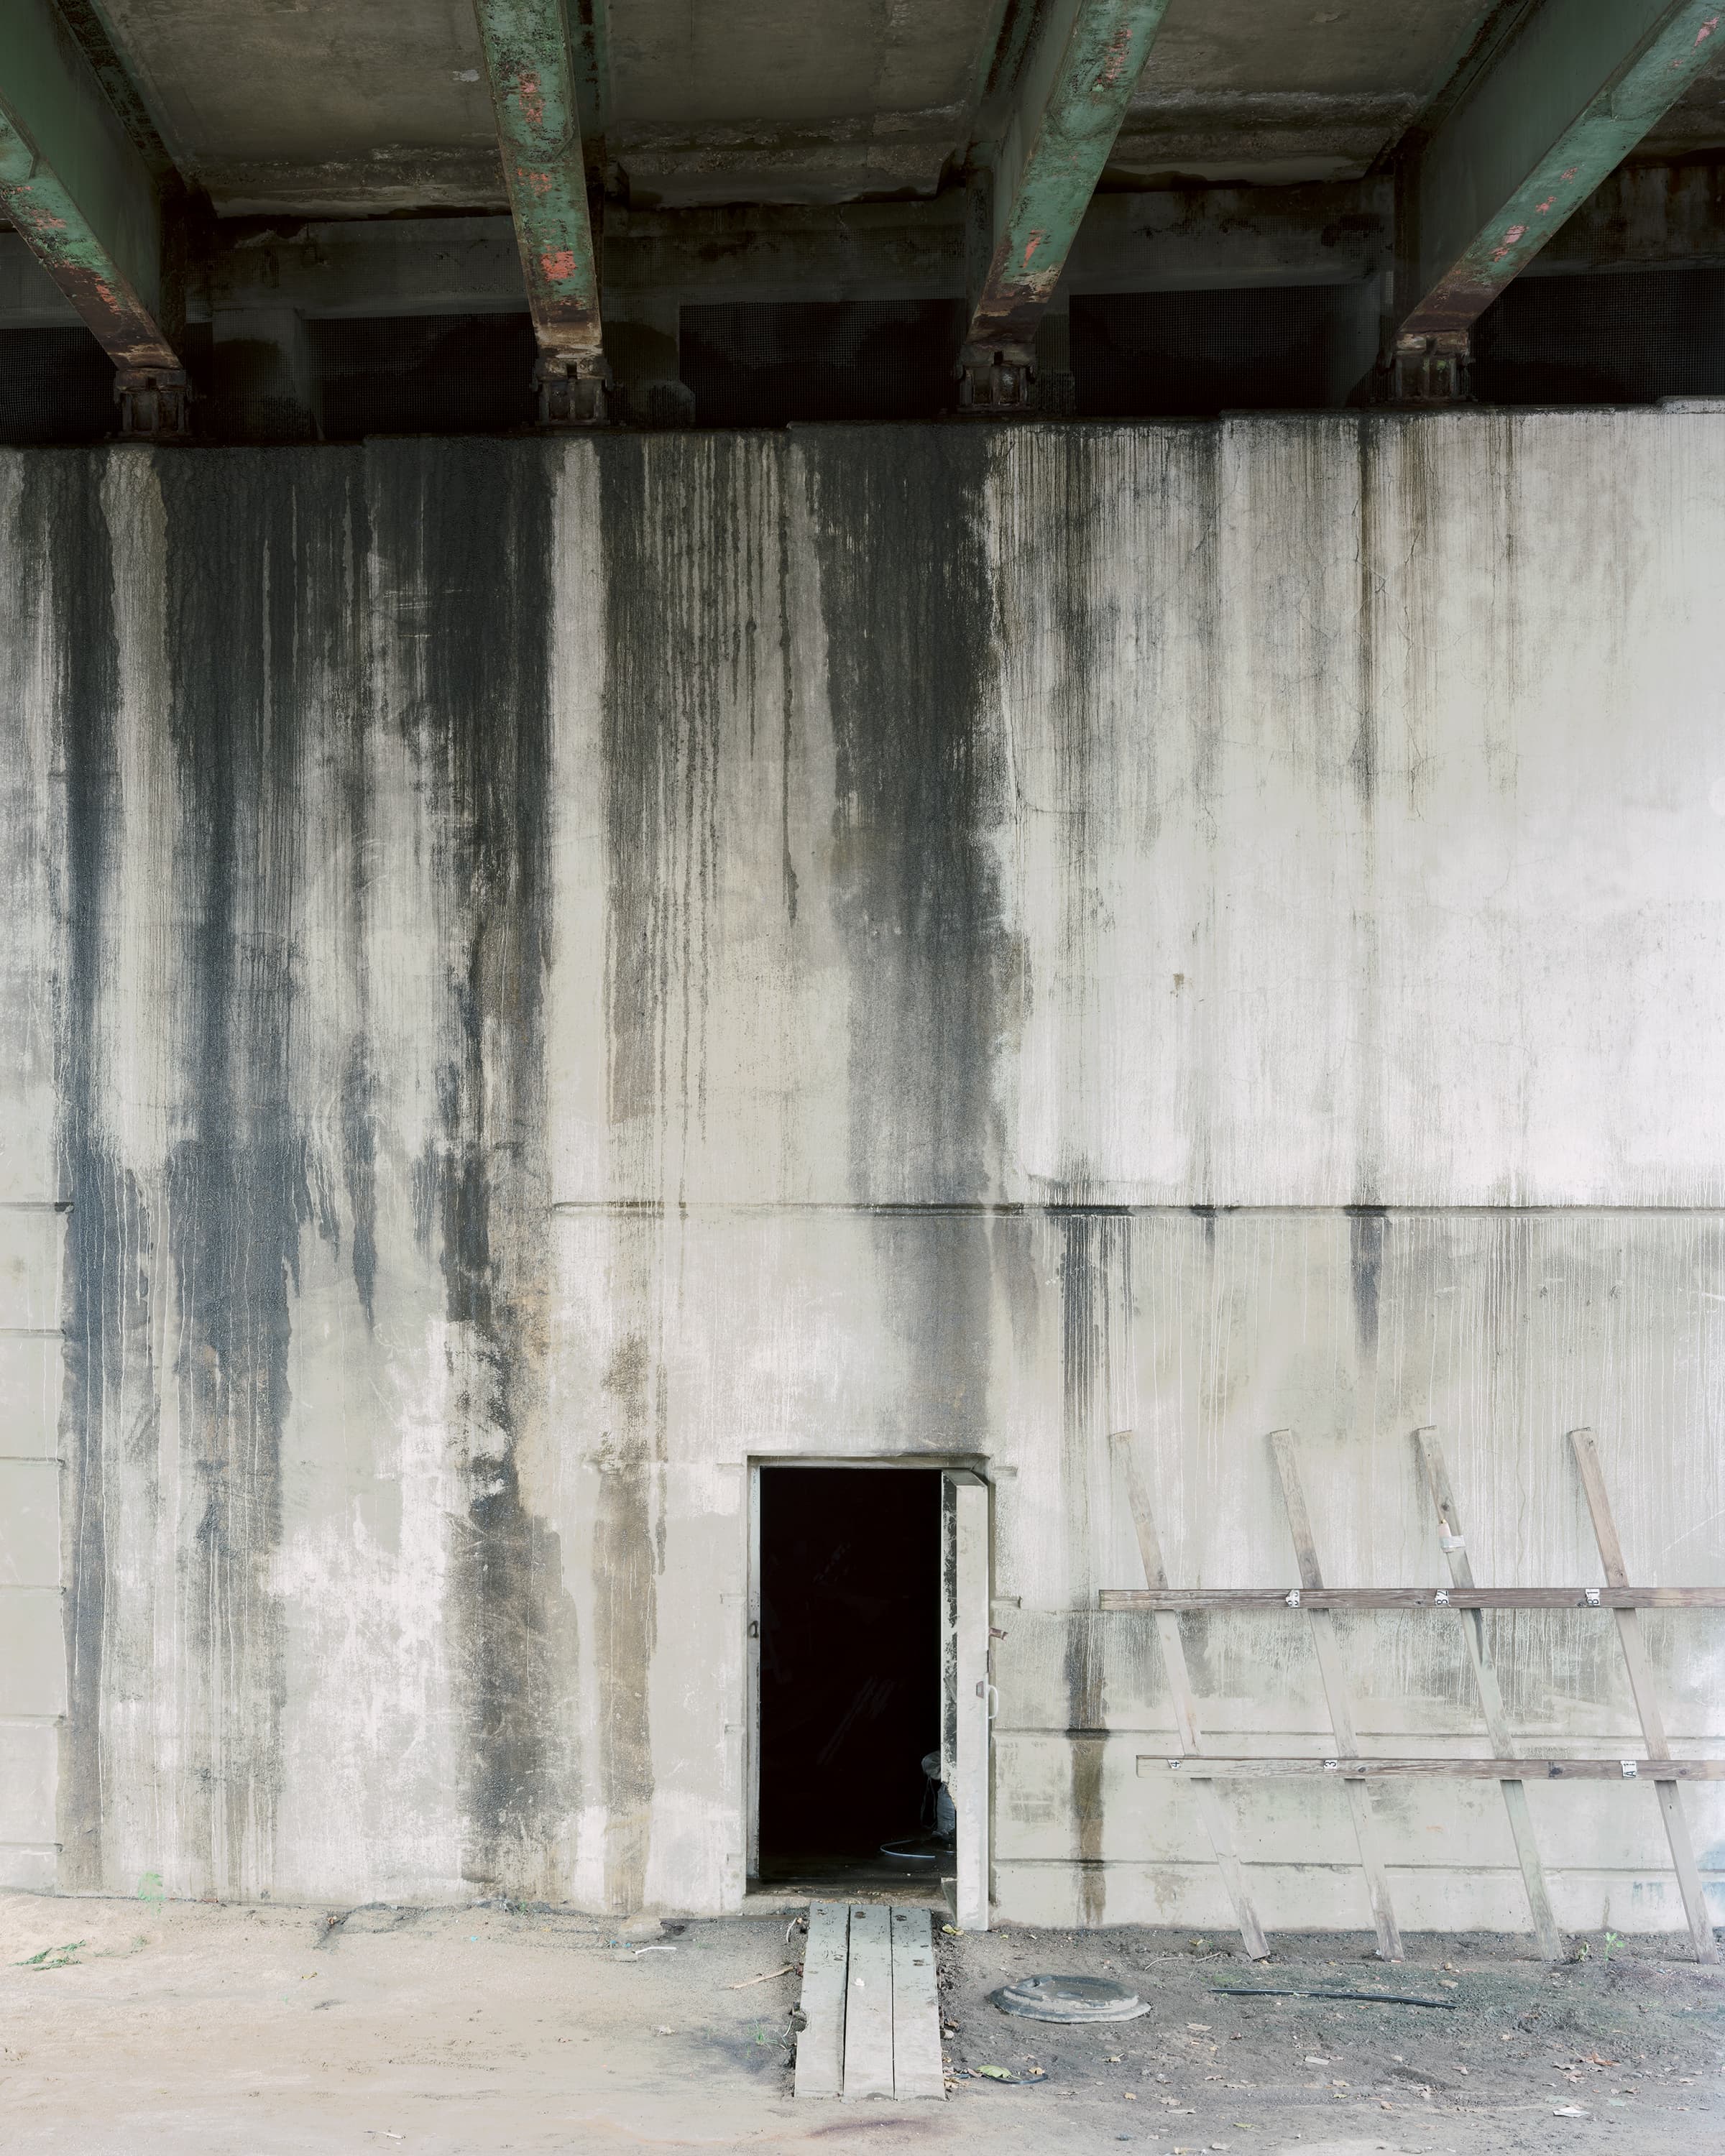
1093, 24, 1133, 89
515, 68, 546, 128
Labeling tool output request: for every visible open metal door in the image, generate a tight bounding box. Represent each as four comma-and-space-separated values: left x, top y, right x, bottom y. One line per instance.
747, 1466, 762, 1880
939, 1470, 990, 1931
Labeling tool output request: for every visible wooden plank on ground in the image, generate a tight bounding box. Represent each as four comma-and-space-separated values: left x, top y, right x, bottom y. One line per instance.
842, 1903, 896, 2100
1110, 1429, 1270, 1961
1416, 1425, 1563, 1962
1138, 1755, 1725, 1779
1271, 1429, 1403, 1962
793, 1900, 848, 2100
889, 1907, 945, 2099
1099, 1586, 1724, 1609
1570, 1428, 1721, 1966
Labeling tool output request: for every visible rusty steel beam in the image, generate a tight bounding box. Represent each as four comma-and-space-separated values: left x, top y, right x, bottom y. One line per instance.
472, 0, 610, 423
0, 0, 188, 437
1390, 0, 1725, 400
961, 0, 1174, 410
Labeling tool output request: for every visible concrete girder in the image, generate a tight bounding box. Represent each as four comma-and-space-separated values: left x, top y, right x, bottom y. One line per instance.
0, 0, 188, 437
1391, 0, 1725, 399
961, 0, 1174, 409
178, 186, 1388, 331
472, 0, 610, 423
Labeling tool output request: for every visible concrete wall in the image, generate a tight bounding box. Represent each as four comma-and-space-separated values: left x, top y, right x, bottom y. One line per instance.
2, 415, 1723, 1930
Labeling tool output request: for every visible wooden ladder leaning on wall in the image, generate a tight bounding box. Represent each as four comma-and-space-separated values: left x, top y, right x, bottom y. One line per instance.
1101, 1426, 1724, 1966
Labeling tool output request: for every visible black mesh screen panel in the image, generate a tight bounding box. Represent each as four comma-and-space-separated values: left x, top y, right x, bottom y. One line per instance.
1072, 285, 1349, 417
1473, 267, 1725, 405
681, 300, 965, 427
0, 329, 116, 443
312, 313, 538, 438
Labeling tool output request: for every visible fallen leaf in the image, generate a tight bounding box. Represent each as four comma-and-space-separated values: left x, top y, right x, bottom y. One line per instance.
977, 2064, 1016, 2081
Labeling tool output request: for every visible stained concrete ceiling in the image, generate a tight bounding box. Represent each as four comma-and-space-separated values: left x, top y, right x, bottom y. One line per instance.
82, 0, 1725, 223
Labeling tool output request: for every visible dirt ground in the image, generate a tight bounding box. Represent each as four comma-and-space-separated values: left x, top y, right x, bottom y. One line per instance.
2, 1889, 1721, 2155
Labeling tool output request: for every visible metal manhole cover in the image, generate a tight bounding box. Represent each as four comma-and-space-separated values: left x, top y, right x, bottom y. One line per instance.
989, 1974, 1151, 2022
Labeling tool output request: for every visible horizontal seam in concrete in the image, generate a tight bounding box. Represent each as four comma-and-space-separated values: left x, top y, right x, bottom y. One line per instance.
0, 1329, 62, 1338
997, 1726, 1725, 1738
546, 1201, 1725, 1217
993, 1856, 1725, 1874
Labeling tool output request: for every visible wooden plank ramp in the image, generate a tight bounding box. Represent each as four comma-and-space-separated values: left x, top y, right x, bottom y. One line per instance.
794, 1901, 946, 2101
843, 1904, 895, 2099
889, 1909, 946, 2099
792, 1901, 849, 2100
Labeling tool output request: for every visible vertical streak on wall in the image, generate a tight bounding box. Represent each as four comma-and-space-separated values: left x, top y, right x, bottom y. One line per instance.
804, 429, 1013, 1209
91, 453, 182, 1889
999, 429, 1126, 1203
801, 427, 1021, 1513
591, 1261, 661, 1915
594, 436, 780, 1907
156, 451, 368, 1895
365, 442, 573, 1894
43, 452, 128, 1889
1058, 1208, 1131, 1925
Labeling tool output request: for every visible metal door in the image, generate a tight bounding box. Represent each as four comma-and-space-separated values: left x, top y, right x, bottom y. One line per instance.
940, 1469, 990, 1930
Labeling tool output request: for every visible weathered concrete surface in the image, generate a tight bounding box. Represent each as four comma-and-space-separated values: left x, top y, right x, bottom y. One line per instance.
1, 418, 1723, 1927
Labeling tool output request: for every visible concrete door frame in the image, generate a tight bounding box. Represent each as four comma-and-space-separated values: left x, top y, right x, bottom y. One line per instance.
744, 1454, 993, 1912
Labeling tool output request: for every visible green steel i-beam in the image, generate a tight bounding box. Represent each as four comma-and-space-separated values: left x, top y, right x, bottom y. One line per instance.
1393, 0, 1724, 395
0, 0, 187, 435
472, 0, 608, 422
962, 0, 1172, 408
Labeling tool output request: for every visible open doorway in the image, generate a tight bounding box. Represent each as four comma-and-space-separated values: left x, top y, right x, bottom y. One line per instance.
753, 1465, 944, 1891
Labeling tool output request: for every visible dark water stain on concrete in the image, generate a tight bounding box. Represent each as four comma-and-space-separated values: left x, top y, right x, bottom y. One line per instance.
594, 1311, 661, 1914
598, 434, 773, 1171
1057, 1208, 1133, 1925
367, 440, 574, 1892
594, 437, 782, 1905
803, 428, 1018, 1544
38, 452, 150, 1890
339, 1038, 379, 1330
594, 435, 768, 1905
1348, 1204, 1385, 1362
1352, 417, 1381, 809
1023, 428, 1138, 1202
155, 448, 374, 1892
805, 427, 1012, 1206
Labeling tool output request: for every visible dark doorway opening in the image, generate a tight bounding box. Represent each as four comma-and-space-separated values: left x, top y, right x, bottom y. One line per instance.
755, 1466, 942, 1889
